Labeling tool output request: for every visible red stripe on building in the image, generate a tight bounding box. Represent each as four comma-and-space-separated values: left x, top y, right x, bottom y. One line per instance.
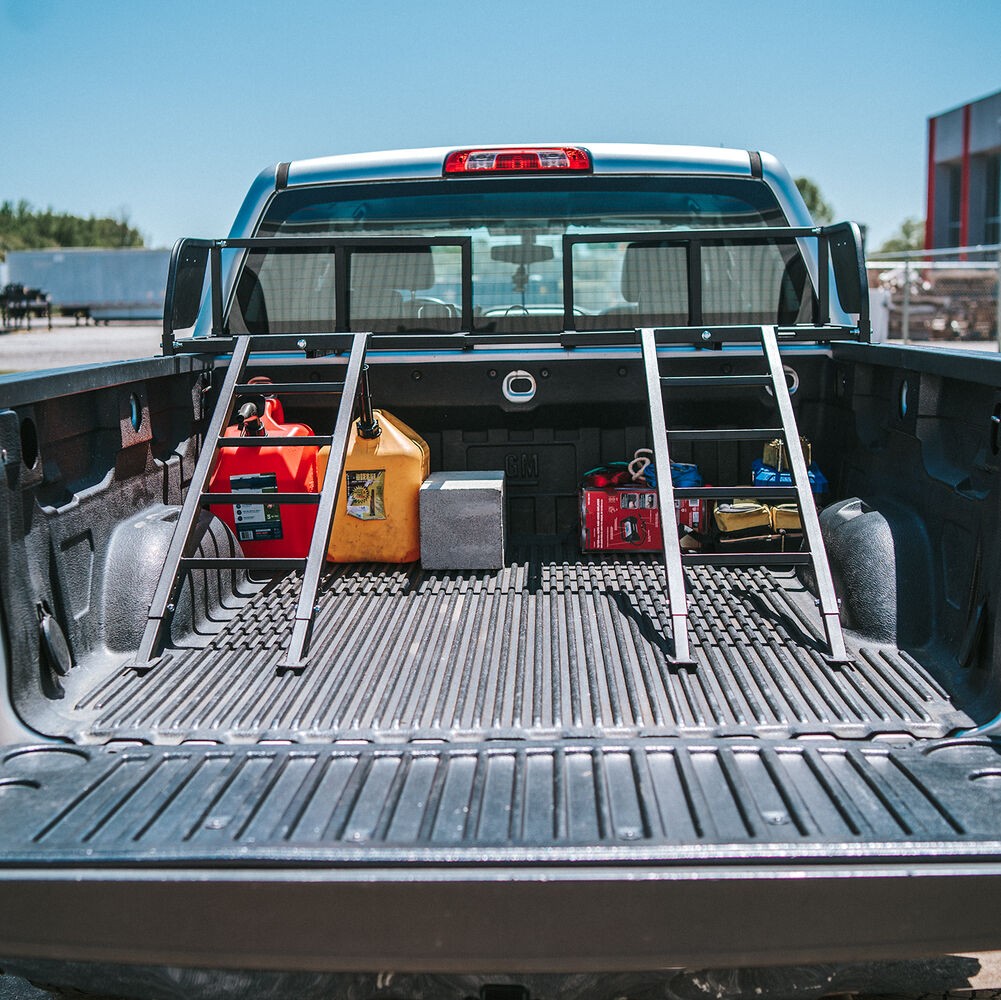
960, 104, 972, 248
926, 116, 937, 249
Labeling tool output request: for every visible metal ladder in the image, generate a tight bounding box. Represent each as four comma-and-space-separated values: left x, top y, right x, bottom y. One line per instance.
133, 331, 370, 672
640, 324, 849, 665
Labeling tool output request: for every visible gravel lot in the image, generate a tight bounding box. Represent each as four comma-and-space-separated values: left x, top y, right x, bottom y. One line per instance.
0, 318, 163, 374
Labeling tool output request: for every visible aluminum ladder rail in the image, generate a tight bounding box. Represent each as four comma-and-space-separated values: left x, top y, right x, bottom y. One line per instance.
132, 331, 369, 673
640, 325, 849, 665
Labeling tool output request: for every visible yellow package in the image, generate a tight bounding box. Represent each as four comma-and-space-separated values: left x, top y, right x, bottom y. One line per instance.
770, 504, 802, 532
714, 501, 772, 534
762, 437, 812, 471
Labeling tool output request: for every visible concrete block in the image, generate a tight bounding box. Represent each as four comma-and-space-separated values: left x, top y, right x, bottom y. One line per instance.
420, 471, 505, 570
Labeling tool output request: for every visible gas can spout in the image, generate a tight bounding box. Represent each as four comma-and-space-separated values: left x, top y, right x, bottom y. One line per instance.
356, 365, 382, 439
237, 402, 265, 436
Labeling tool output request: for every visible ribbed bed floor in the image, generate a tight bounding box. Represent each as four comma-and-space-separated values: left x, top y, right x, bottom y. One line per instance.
54, 545, 974, 744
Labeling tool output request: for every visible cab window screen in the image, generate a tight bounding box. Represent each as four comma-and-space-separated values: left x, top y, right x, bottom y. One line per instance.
700, 241, 808, 325
232, 176, 801, 333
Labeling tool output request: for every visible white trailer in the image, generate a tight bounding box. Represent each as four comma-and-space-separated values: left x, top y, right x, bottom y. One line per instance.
6, 247, 169, 321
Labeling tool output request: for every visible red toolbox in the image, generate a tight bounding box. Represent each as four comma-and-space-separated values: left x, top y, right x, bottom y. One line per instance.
580, 486, 708, 553
674, 496, 709, 533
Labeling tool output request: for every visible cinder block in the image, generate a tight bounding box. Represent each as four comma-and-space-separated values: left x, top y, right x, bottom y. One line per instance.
420, 471, 505, 570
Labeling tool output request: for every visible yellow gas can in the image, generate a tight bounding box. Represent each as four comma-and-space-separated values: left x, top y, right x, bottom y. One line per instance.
317, 410, 430, 563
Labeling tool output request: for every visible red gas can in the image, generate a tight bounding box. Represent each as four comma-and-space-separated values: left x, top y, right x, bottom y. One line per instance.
208, 388, 319, 558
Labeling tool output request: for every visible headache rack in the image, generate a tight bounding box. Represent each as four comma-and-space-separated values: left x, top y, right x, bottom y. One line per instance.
138, 224, 868, 671
161, 221, 869, 355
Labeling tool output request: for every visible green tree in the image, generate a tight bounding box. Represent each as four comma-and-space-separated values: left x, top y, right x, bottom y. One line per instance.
0, 200, 144, 257
877, 217, 925, 254
794, 177, 834, 225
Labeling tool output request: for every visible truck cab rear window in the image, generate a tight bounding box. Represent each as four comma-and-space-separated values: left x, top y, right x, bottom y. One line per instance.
231, 176, 808, 334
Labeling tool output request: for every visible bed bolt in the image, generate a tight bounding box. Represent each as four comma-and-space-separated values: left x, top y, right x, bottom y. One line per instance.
701, 330, 712, 341
296, 339, 307, 350
166, 603, 175, 614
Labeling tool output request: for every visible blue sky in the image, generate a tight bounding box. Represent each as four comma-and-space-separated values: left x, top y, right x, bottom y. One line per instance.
2, 0, 1000, 248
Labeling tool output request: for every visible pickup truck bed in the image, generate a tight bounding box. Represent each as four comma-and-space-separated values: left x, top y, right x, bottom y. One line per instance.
5, 144, 1001, 997
4, 334, 1000, 981
32, 551, 975, 745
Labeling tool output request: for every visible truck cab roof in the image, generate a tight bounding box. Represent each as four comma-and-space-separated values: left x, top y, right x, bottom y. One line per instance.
230, 143, 813, 240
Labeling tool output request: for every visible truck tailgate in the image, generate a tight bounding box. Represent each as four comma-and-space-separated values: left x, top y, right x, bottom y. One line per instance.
3, 737, 1001, 971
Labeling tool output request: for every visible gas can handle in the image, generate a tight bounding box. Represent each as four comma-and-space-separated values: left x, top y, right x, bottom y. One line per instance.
241, 375, 283, 426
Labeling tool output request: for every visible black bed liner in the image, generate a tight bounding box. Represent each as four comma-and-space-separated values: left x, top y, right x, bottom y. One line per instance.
37, 545, 974, 745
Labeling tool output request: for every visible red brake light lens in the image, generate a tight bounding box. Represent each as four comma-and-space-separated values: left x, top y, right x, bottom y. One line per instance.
444, 146, 591, 174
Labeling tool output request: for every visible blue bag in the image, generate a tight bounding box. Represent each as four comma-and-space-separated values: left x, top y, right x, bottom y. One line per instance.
641, 462, 702, 488
751, 459, 828, 495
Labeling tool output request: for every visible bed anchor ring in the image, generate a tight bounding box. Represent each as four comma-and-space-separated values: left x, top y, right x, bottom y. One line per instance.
502, 370, 537, 403
764, 364, 800, 397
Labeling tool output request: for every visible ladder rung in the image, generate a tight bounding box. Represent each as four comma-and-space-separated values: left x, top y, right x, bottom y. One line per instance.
218, 435, 333, 447
201, 492, 320, 505
682, 552, 813, 567
674, 486, 800, 499
235, 382, 346, 394
668, 428, 784, 442
179, 557, 307, 571
660, 374, 772, 388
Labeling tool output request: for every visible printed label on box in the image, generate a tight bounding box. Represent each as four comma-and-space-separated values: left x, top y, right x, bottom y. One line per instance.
580, 486, 663, 552
231, 472, 283, 542
675, 497, 706, 530
581, 486, 709, 552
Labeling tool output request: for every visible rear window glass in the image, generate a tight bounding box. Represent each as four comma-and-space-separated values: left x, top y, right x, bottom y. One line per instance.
231, 176, 808, 334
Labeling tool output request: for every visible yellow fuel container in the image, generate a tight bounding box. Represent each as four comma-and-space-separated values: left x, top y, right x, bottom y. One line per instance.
317, 410, 430, 563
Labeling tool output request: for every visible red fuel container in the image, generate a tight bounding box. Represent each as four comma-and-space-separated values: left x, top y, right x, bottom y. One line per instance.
208, 393, 319, 558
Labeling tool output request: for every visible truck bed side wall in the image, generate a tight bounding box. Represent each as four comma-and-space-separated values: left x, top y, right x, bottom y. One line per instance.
832, 343, 1001, 713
